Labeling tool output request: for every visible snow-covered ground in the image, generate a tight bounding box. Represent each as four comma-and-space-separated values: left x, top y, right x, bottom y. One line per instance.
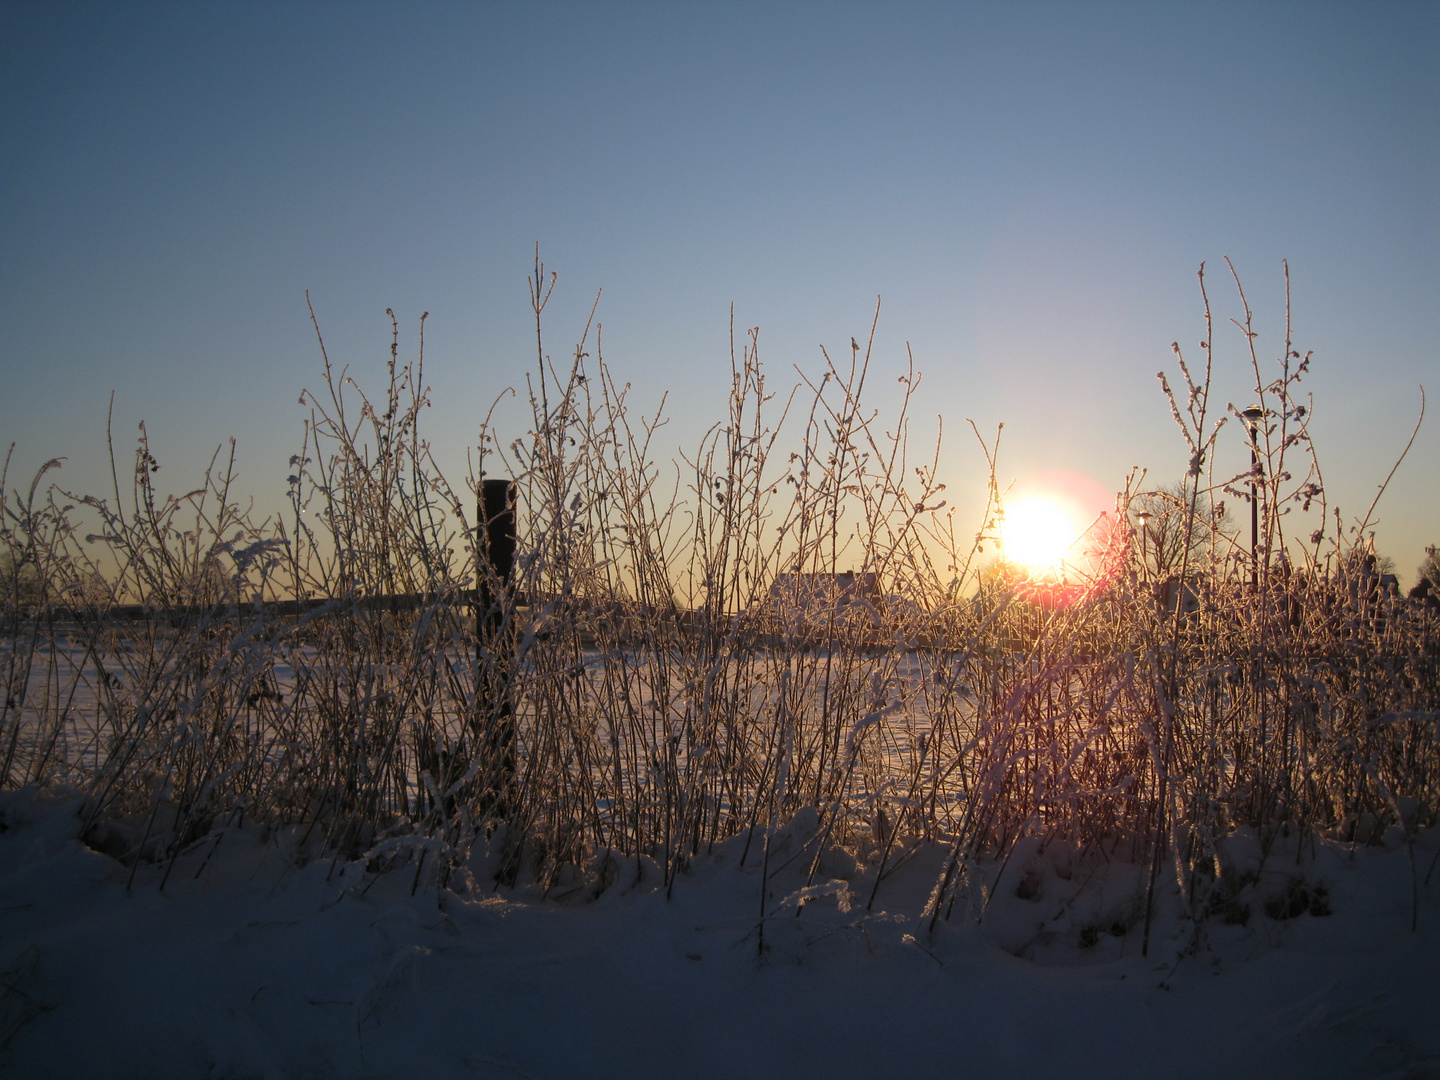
2, 787, 1437, 1080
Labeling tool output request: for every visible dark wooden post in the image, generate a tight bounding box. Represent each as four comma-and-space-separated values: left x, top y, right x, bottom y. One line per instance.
479, 479, 517, 630
476, 479, 517, 816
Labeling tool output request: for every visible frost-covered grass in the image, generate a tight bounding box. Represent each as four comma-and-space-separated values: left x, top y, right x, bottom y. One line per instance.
0, 260, 1437, 1074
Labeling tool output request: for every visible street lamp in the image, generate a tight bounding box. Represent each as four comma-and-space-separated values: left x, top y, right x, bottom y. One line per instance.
1241, 406, 1264, 590
1136, 510, 1150, 583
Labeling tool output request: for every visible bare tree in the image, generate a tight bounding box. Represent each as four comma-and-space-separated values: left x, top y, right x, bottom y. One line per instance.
1411, 545, 1440, 603
1419, 546, 1440, 586
0, 549, 40, 608
1129, 480, 1232, 580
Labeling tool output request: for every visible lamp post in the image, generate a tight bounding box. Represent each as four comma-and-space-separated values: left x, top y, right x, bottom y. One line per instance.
1136, 510, 1150, 584
1241, 406, 1264, 590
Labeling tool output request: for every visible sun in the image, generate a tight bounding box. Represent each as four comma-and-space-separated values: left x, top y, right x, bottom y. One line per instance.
1001, 496, 1079, 574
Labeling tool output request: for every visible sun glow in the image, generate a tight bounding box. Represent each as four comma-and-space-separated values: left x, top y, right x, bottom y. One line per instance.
1001, 496, 1079, 574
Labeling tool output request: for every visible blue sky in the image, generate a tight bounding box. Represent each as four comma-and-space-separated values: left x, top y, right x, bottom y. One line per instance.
2, 1, 1436, 581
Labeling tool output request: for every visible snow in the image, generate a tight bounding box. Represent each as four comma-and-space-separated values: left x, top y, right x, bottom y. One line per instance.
2, 787, 1437, 1079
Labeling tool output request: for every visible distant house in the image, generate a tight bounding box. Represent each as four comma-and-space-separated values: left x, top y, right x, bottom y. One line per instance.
1411, 576, 1439, 611
1156, 574, 1202, 618
763, 571, 882, 627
